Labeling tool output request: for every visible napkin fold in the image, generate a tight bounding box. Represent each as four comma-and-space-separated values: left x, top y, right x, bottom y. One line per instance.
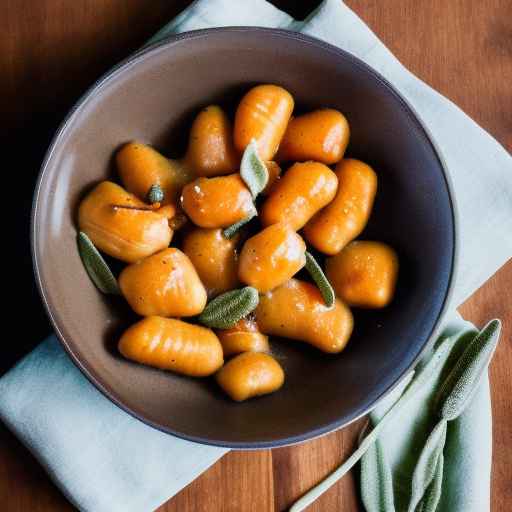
1, 1, 511, 511
0, 337, 224, 512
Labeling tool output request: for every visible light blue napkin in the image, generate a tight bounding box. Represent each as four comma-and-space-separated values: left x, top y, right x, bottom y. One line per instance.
1, 1, 511, 511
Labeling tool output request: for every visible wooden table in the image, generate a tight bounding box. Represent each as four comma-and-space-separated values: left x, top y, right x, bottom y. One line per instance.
2, 1, 510, 510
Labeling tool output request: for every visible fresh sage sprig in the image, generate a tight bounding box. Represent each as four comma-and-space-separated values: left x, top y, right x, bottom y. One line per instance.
289, 319, 501, 512
407, 319, 501, 510
289, 335, 458, 512
240, 139, 269, 199
147, 183, 164, 204
223, 211, 257, 239
305, 251, 335, 308
198, 286, 259, 329
77, 232, 120, 295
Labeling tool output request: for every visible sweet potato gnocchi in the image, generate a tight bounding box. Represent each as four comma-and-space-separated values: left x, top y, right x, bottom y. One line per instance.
77, 84, 398, 401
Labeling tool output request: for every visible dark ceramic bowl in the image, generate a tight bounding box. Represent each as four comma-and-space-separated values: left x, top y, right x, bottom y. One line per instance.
32, 28, 455, 448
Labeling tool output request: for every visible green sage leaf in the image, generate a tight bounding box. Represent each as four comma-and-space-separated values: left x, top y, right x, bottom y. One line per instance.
437, 319, 501, 421
77, 232, 120, 295
198, 286, 259, 329
417, 453, 444, 512
408, 419, 447, 512
223, 211, 257, 239
147, 183, 164, 204
240, 139, 269, 198
305, 251, 335, 308
360, 436, 396, 512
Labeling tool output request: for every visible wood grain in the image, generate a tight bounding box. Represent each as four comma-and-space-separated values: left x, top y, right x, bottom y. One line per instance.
1, 1, 510, 511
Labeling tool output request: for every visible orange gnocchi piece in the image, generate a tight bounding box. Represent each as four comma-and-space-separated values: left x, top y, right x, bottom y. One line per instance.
182, 228, 240, 297
238, 224, 306, 293
216, 352, 284, 401
78, 181, 172, 263
119, 248, 207, 317
304, 159, 377, 255
119, 316, 223, 377
181, 174, 255, 228
234, 84, 294, 160
184, 105, 239, 177
261, 161, 338, 230
326, 241, 399, 308
116, 141, 193, 205
276, 109, 350, 164
255, 279, 354, 353
216, 318, 270, 357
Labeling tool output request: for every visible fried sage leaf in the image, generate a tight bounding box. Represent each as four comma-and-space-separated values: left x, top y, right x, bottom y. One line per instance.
198, 286, 259, 329
77, 231, 120, 295
305, 251, 335, 308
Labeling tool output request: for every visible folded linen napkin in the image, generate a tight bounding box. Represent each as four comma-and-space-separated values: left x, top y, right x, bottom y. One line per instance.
1, 1, 510, 511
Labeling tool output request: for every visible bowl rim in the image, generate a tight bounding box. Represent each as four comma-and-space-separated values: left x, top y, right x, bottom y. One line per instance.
31, 26, 458, 449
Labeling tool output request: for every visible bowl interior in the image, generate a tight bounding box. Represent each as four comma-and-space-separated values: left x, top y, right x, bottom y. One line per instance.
33, 28, 454, 448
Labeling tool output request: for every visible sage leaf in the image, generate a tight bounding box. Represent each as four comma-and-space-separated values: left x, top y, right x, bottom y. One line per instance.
289, 335, 457, 512
360, 437, 396, 512
198, 286, 259, 329
223, 211, 257, 239
408, 420, 447, 512
417, 453, 444, 512
240, 139, 269, 198
305, 251, 335, 308
147, 183, 164, 204
77, 232, 120, 295
437, 319, 501, 421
